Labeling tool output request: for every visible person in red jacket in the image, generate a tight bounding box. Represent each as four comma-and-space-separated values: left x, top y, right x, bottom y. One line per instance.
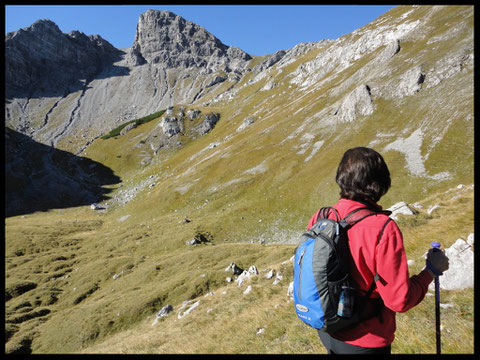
308, 147, 449, 354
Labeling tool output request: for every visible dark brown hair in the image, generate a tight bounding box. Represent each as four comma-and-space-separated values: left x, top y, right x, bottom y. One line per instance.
335, 147, 391, 203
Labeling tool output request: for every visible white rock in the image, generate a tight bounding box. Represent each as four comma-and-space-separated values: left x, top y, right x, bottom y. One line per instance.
248, 265, 259, 275
427, 204, 440, 215
243, 285, 253, 295
265, 269, 275, 279
287, 281, 294, 299
407, 259, 415, 267
178, 301, 200, 319
236, 266, 258, 287
440, 303, 454, 309
467, 233, 474, 246
236, 271, 248, 287
387, 201, 416, 220
429, 238, 474, 291
273, 273, 283, 285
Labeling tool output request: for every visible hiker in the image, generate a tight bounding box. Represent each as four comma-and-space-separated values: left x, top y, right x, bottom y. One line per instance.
307, 147, 449, 354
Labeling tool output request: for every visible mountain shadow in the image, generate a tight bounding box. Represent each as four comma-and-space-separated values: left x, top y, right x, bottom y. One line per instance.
5, 127, 121, 217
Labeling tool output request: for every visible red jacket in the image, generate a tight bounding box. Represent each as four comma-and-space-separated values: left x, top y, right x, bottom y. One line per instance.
307, 198, 433, 348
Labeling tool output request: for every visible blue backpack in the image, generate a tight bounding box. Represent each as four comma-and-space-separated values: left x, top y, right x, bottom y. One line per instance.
293, 206, 390, 333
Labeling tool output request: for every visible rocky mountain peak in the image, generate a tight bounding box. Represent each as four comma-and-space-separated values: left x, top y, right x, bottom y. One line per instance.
131, 9, 251, 70
5, 19, 123, 99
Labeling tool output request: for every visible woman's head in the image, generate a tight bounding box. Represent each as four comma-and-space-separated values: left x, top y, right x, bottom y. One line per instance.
336, 147, 391, 203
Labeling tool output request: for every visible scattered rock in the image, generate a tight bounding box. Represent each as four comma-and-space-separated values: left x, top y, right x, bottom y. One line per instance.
187, 109, 201, 119
427, 204, 441, 215
90, 203, 104, 210
178, 300, 200, 319
225, 262, 244, 275
112, 272, 122, 280
152, 304, 174, 325
272, 273, 283, 285
387, 201, 417, 220
256, 327, 266, 335
287, 281, 294, 299
440, 303, 454, 309
265, 269, 275, 279
236, 117, 255, 132
236, 266, 258, 287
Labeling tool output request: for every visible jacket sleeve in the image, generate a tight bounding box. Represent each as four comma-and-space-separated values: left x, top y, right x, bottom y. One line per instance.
307, 210, 321, 230
374, 220, 433, 313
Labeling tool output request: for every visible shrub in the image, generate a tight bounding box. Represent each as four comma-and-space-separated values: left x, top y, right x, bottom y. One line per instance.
101, 110, 166, 140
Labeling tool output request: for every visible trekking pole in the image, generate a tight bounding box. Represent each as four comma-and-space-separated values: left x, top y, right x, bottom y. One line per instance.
429, 242, 442, 355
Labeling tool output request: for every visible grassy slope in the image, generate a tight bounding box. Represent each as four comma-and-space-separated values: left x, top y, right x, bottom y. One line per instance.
5, 184, 473, 354
5, 5, 473, 354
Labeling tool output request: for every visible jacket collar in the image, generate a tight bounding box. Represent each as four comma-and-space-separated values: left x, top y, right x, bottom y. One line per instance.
337, 197, 383, 211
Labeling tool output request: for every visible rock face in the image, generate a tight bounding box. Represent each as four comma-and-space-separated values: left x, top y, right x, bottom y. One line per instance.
5, 19, 123, 99
132, 10, 251, 70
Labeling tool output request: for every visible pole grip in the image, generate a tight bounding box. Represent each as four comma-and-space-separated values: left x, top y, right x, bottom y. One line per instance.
431, 242, 441, 354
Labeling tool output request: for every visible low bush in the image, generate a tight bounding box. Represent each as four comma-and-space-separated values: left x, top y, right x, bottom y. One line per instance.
101, 110, 166, 140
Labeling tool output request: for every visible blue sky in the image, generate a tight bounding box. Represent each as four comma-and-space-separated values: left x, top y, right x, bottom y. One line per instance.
5, 5, 396, 56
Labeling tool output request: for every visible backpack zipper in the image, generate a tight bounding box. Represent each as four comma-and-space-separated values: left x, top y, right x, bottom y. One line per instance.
298, 248, 306, 301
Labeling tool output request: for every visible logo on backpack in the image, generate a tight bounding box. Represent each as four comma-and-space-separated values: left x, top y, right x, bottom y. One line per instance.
295, 304, 309, 313
293, 206, 390, 333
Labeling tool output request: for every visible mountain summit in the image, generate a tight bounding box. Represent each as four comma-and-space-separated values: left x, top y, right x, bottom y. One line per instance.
5, 19, 122, 99
130, 10, 251, 69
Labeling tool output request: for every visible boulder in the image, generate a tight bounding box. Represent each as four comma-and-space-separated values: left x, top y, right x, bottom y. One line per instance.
193, 113, 220, 135
335, 85, 374, 123
225, 262, 244, 275
432, 237, 474, 291
161, 116, 184, 137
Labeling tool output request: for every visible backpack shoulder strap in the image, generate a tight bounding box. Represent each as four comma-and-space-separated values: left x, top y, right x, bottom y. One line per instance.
364, 216, 393, 297
340, 207, 392, 229
317, 206, 341, 222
